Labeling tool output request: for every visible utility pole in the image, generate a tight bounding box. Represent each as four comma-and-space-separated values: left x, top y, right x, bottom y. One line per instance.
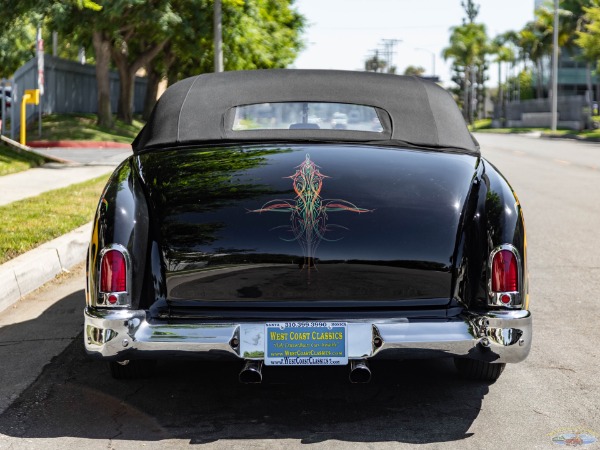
214, 0, 223, 73
379, 39, 401, 74
551, 0, 559, 131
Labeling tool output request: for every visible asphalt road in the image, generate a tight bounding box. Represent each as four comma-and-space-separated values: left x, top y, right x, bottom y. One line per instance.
0, 134, 599, 449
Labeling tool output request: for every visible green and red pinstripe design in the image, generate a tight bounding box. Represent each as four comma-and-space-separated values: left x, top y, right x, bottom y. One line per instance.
249, 154, 371, 271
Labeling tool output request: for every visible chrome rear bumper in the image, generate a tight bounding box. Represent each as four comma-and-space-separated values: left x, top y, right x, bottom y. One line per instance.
84, 308, 532, 364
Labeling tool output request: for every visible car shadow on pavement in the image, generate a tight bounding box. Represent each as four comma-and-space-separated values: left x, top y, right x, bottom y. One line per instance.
0, 290, 492, 445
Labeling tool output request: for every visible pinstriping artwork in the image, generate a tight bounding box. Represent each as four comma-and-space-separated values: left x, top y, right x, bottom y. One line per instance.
248, 154, 372, 272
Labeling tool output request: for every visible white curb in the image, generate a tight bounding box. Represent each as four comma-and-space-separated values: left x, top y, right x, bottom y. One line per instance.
0, 222, 92, 313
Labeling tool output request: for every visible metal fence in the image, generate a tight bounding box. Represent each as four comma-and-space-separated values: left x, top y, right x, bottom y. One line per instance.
2, 55, 147, 138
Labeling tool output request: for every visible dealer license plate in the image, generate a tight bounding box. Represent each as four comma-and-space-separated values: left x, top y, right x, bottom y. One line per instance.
264, 322, 348, 366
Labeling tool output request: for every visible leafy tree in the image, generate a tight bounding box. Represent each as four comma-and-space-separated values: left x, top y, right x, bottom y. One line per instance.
49, 0, 180, 126
141, 0, 305, 119
0, 0, 99, 79
3, 0, 305, 127
518, 69, 535, 100
167, 0, 304, 82
578, 6, 600, 53
1, 1, 106, 123
364, 51, 387, 72
403, 66, 426, 77
575, 6, 600, 100
0, 15, 40, 79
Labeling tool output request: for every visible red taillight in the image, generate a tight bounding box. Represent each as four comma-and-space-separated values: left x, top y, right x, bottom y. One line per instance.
491, 250, 518, 292
100, 250, 127, 292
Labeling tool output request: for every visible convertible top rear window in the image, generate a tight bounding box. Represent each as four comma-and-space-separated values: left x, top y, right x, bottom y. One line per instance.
232, 102, 384, 132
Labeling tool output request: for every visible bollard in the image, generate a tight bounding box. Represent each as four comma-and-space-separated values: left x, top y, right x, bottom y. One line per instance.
20, 89, 40, 145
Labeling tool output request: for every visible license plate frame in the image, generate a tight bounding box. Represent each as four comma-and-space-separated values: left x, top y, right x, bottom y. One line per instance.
264, 321, 348, 366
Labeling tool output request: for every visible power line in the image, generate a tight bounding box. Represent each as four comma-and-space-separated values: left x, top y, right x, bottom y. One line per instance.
379, 39, 402, 73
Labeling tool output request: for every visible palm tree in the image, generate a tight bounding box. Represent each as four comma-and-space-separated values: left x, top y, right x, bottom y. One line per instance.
528, 5, 573, 98
443, 22, 488, 123
490, 34, 515, 123
519, 22, 547, 98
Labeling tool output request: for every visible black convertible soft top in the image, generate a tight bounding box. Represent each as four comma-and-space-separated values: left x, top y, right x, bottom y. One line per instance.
132, 69, 478, 154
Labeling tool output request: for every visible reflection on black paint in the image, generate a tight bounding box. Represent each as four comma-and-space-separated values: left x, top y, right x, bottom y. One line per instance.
139, 147, 290, 269
485, 190, 502, 244
136, 144, 480, 304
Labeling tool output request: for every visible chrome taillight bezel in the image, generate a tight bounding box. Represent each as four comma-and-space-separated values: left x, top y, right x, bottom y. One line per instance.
487, 244, 522, 309
97, 243, 132, 308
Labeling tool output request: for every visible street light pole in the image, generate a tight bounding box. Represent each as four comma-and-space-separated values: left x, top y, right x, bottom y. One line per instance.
214, 0, 223, 73
551, 0, 559, 131
415, 48, 436, 77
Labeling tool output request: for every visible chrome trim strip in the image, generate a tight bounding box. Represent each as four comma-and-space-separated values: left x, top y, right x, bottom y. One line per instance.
84, 308, 532, 364
97, 244, 132, 308
488, 244, 523, 309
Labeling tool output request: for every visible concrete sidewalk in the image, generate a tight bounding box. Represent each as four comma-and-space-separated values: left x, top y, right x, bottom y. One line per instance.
0, 146, 130, 313
0, 163, 115, 206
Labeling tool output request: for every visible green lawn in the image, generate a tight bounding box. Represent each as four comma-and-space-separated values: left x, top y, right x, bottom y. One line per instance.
470, 121, 600, 140
469, 118, 492, 131
0, 174, 109, 264
573, 129, 600, 139
30, 113, 144, 144
474, 127, 556, 134
0, 144, 48, 176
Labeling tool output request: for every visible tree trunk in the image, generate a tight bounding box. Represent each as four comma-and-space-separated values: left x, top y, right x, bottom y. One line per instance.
468, 66, 475, 124
113, 53, 135, 124
112, 40, 168, 125
502, 63, 508, 127
463, 66, 470, 122
477, 64, 485, 120
596, 60, 600, 115
536, 59, 543, 99
497, 62, 503, 125
586, 62, 593, 128
118, 69, 135, 124
92, 31, 113, 128
142, 67, 161, 121
546, 55, 553, 100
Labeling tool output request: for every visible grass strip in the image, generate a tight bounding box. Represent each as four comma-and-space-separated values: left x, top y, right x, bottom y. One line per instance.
469, 118, 492, 131
0, 174, 109, 264
0, 144, 48, 176
470, 118, 600, 139
473, 127, 600, 140
32, 114, 144, 144
474, 127, 552, 134
574, 129, 600, 139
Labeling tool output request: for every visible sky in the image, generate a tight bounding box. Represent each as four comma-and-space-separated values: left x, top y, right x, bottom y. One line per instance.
292, 0, 535, 86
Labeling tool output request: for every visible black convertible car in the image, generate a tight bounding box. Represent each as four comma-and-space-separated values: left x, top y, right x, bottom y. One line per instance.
85, 70, 531, 383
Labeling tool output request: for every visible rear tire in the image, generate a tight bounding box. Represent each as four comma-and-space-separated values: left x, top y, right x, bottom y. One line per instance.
109, 360, 156, 379
454, 358, 505, 382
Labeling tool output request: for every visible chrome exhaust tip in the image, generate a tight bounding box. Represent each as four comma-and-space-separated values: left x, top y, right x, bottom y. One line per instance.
349, 359, 371, 383
239, 360, 263, 384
